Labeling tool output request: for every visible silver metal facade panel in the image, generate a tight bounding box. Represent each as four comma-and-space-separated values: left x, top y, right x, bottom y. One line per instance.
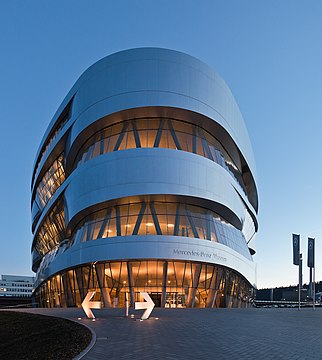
31, 48, 259, 293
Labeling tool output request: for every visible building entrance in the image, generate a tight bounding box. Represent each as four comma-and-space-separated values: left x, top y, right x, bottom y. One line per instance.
140, 292, 186, 308
165, 292, 186, 308
149, 292, 162, 307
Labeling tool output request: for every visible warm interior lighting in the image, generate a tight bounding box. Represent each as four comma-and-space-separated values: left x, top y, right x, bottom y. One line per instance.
70, 115, 251, 204
65, 199, 251, 259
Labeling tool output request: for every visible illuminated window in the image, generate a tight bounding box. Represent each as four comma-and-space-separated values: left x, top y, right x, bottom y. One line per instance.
73, 118, 247, 195
34, 260, 254, 309
34, 198, 66, 257
69, 201, 251, 260
35, 154, 65, 210
33, 99, 73, 183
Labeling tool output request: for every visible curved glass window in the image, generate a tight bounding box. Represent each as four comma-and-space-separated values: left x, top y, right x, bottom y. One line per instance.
33, 99, 72, 183
34, 199, 66, 257
70, 201, 251, 260
34, 260, 254, 308
35, 154, 65, 210
73, 118, 247, 195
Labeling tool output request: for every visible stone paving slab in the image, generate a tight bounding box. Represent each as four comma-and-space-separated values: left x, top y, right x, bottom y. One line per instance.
12, 307, 322, 360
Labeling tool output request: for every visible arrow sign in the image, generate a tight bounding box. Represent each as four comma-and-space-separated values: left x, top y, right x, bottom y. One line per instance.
82, 291, 101, 319
135, 292, 155, 320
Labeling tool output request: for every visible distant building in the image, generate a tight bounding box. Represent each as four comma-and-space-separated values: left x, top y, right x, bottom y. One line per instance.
315, 292, 322, 302
0, 275, 34, 298
256, 284, 317, 303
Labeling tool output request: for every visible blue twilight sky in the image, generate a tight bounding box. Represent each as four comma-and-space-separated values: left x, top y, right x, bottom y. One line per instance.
0, 1, 321, 288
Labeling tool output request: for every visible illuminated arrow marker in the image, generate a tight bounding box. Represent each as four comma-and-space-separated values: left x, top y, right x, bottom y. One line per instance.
82, 291, 101, 319
135, 292, 155, 320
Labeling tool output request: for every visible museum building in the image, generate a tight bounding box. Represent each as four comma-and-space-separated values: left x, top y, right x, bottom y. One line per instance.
31, 48, 258, 308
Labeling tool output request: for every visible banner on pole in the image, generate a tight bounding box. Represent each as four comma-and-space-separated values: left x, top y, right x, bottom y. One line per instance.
292, 234, 300, 265
307, 237, 315, 268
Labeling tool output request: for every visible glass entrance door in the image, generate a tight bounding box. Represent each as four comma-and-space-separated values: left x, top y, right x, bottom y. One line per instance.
149, 292, 161, 307
165, 292, 186, 308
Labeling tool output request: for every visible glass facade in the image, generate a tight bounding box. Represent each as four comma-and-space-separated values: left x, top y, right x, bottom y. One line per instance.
34, 260, 254, 309
35, 154, 65, 210
74, 118, 247, 196
34, 198, 66, 257
69, 201, 252, 260
33, 99, 72, 183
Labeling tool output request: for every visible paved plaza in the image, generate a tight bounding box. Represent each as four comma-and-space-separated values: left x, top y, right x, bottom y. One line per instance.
14, 307, 322, 359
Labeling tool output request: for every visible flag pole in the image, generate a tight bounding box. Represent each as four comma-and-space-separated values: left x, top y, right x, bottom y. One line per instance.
292, 234, 301, 311
314, 238, 316, 310
308, 237, 315, 310
298, 253, 302, 311
313, 265, 315, 311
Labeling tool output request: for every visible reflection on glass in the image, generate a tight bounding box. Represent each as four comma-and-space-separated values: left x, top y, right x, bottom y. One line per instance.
33, 100, 72, 184
69, 201, 251, 260
35, 154, 65, 210
34, 198, 66, 257
73, 118, 247, 196
35, 260, 254, 309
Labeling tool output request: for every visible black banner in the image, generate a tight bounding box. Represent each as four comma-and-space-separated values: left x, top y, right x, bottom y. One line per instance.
292, 234, 300, 265
307, 237, 315, 268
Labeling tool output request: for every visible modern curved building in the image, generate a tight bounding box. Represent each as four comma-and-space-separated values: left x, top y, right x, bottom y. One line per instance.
31, 48, 258, 308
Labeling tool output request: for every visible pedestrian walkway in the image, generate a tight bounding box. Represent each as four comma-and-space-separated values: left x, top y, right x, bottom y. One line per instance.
16, 307, 322, 359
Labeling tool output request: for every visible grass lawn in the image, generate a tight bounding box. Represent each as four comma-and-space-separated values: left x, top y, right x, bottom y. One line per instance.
0, 311, 92, 360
